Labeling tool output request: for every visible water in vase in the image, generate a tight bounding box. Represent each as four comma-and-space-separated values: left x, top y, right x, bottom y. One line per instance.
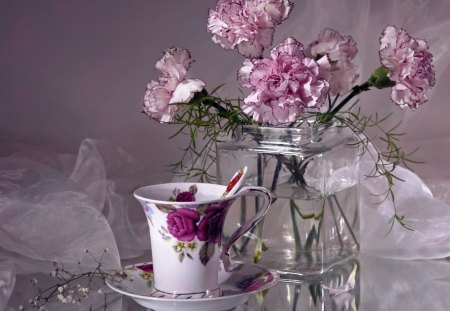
218, 136, 360, 279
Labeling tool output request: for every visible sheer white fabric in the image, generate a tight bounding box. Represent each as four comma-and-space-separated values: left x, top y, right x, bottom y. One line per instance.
0, 138, 152, 309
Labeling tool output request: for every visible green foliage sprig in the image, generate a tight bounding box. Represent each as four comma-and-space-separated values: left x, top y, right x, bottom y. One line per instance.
167, 81, 421, 231
169, 86, 251, 182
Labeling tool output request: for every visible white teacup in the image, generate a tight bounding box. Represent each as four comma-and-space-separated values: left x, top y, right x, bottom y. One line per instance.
134, 182, 271, 297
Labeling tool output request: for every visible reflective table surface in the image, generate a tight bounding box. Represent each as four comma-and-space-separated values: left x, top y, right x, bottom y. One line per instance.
7, 254, 450, 310
104, 254, 450, 311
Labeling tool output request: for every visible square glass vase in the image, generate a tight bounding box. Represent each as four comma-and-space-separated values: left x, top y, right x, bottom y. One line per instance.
217, 121, 361, 281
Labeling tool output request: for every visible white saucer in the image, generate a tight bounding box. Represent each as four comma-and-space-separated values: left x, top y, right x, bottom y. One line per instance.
106, 262, 279, 311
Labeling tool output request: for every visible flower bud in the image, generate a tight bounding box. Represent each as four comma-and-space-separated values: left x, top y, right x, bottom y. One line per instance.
368, 66, 395, 89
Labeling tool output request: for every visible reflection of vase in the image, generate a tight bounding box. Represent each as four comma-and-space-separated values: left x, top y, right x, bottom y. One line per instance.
217, 120, 360, 280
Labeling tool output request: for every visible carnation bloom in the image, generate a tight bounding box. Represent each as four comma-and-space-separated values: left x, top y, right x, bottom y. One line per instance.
379, 25, 435, 109
142, 48, 205, 123
307, 28, 359, 95
207, 0, 292, 57
238, 37, 330, 125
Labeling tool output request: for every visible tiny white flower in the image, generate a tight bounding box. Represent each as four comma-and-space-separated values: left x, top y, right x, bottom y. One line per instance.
57, 294, 66, 304
58, 286, 64, 293
18, 306, 24, 311
97, 288, 103, 295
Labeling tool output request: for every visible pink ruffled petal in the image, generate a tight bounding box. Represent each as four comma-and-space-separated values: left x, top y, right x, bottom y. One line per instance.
238, 37, 329, 125
379, 25, 435, 108
155, 48, 192, 81
271, 37, 304, 59
307, 28, 358, 95
170, 79, 205, 104
143, 47, 203, 123
207, 0, 292, 57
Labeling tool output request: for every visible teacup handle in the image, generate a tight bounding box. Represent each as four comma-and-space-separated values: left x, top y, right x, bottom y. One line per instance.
220, 186, 272, 272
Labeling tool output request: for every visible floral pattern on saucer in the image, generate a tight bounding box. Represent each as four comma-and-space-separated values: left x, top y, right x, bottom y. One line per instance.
106, 261, 279, 309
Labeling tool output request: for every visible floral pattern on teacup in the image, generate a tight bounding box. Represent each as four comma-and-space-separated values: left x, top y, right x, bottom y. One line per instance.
173, 241, 198, 262
167, 208, 200, 242
197, 201, 229, 244
144, 203, 154, 226
158, 226, 171, 241
169, 184, 198, 202
148, 184, 234, 266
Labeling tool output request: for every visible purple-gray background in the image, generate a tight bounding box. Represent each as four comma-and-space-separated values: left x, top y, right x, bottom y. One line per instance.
1, 0, 450, 182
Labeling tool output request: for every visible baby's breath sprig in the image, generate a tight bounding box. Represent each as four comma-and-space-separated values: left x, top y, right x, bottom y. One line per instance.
18, 248, 123, 311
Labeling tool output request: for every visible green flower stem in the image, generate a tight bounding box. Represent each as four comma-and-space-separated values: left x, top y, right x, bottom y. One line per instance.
254, 219, 265, 263
321, 81, 372, 123
254, 153, 265, 263
270, 159, 283, 192
327, 197, 345, 250
331, 194, 360, 250
290, 200, 302, 261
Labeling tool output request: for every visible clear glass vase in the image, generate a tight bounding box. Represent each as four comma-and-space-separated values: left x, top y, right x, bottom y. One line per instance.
217, 120, 360, 280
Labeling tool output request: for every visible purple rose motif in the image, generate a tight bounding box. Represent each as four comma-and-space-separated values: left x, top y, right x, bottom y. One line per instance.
197, 201, 230, 243
379, 25, 435, 109
175, 191, 196, 202
167, 208, 200, 242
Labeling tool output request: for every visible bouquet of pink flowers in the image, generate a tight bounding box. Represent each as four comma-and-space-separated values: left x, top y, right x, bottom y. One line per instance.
141, 0, 435, 228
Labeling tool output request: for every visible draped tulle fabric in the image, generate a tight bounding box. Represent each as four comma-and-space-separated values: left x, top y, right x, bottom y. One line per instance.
2, 0, 450, 308
0, 138, 152, 309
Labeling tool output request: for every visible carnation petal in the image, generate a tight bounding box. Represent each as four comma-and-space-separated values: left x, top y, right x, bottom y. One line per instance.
239, 37, 329, 125
142, 80, 174, 123
379, 25, 435, 109
207, 0, 290, 57
237, 40, 265, 58
238, 59, 255, 87
155, 48, 192, 81
170, 79, 205, 104
307, 28, 358, 94
271, 37, 304, 59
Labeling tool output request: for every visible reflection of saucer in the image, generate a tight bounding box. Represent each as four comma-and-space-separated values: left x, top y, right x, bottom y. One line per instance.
106, 262, 279, 311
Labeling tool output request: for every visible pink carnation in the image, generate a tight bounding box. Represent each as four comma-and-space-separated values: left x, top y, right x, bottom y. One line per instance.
238, 37, 330, 125
379, 25, 435, 109
207, 0, 292, 58
142, 48, 205, 123
307, 28, 359, 95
